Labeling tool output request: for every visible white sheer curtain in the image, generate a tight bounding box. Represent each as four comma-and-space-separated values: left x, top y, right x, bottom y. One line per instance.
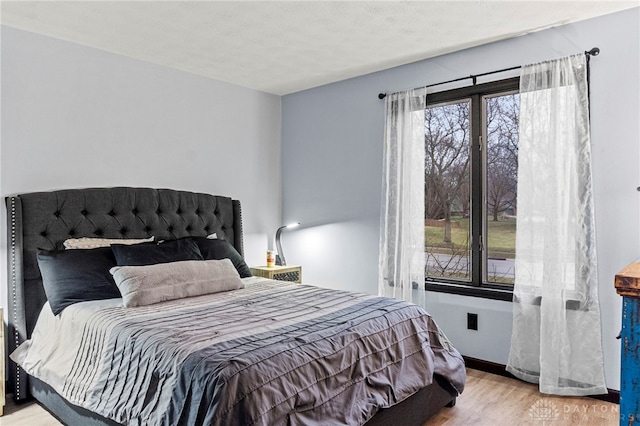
378, 88, 427, 307
506, 54, 607, 395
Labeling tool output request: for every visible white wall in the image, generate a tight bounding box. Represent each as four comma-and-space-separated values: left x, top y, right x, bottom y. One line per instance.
0, 26, 283, 310
282, 8, 640, 391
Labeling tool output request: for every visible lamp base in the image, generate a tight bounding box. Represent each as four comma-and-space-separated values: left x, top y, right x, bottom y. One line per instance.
275, 254, 284, 266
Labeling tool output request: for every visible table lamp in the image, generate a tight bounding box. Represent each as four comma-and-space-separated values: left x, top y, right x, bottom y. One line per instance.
275, 222, 299, 266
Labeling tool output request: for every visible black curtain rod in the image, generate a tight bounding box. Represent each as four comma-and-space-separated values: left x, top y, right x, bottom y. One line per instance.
377, 47, 600, 100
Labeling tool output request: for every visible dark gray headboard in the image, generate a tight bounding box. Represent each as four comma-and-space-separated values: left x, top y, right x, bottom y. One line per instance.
5, 187, 243, 400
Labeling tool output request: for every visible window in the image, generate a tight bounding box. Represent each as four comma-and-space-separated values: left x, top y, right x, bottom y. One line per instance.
424, 77, 519, 300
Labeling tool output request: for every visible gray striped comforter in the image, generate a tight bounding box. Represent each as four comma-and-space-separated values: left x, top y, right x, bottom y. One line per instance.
12, 278, 465, 426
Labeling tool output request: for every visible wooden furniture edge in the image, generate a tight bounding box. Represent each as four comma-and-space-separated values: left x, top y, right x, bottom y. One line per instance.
1, 306, 4, 415
615, 261, 640, 298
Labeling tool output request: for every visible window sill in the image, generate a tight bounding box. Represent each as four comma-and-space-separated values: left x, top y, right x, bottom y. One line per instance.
425, 281, 513, 302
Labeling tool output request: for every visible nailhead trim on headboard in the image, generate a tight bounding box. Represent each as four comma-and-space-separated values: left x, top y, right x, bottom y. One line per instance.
9, 197, 22, 399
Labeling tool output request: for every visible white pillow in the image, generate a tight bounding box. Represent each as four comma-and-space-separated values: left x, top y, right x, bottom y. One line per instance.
64, 236, 154, 249
110, 259, 244, 308
156, 233, 217, 244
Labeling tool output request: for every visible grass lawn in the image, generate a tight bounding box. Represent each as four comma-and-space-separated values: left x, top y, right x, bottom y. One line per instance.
425, 217, 516, 259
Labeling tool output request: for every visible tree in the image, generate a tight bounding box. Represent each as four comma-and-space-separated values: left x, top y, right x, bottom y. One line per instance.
424, 101, 470, 243
486, 94, 519, 221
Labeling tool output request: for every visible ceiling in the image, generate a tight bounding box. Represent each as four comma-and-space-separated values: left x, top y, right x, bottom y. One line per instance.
1, 1, 637, 95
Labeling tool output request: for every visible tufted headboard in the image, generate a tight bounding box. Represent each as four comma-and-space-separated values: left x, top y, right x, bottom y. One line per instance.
5, 187, 244, 400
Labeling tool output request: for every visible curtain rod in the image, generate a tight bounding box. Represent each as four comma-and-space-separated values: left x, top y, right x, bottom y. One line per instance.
377, 47, 600, 100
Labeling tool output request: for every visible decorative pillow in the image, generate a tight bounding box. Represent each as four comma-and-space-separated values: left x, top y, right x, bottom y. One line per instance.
37, 247, 122, 315
64, 236, 154, 249
111, 238, 203, 266
187, 237, 252, 278
110, 259, 244, 308
156, 233, 217, 244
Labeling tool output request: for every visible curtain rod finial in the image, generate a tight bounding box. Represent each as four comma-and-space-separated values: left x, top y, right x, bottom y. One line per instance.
587, 47, 600, 56
378, 93, 387, 100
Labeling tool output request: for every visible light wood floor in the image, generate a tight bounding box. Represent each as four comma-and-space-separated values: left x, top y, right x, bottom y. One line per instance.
0, 369, 618, 425
424, 369, 618, 425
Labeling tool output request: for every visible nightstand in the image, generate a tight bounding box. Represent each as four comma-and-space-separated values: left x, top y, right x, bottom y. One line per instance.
250, 265, 302, 283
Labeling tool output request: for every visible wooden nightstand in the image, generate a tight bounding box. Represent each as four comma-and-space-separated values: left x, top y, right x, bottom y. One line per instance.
250, 265, 302, 283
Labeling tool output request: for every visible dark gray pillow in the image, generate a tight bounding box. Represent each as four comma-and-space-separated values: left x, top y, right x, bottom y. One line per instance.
111, 238, 203, 266
37, 247, 121, 315
187, 237, 252, 278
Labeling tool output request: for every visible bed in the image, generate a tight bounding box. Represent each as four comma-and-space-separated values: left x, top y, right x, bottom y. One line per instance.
5, 187, 465, 425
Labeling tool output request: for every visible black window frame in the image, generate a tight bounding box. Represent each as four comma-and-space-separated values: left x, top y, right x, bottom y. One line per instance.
424, 77, 520, 302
